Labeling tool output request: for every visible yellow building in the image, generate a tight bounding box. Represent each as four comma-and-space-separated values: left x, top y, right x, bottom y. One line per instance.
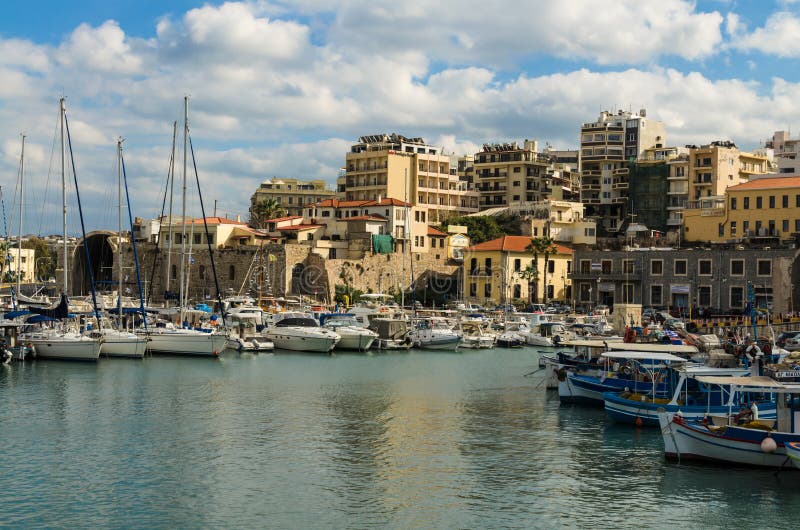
160, 217, 267, 249
683, 176, 800, 243
4, 247, 36, 282
462, 235, 572, 306
250, 178, 337, 217
338, 134, 480, 224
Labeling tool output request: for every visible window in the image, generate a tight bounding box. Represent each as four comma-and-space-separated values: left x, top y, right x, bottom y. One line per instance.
698, 286, 711, 307
199, 265, 205, 280
623, 260, 634, 274
512, 180, 520, 187
548, 261, 555, 274
730, 259, 744, 276
547, 284, 554, 299
757, 260, 771, 276
769, 196, 775, 208
650, 260, 663, 275
796, 194, 800, 207
796, 219, 800, 232
484, 283, 492, 297
743, 220, 749, 232
730, 221, 737, 236
622, 283, 634, 303
470, 283, 477, 297
730, 197, 737, 210
228, 265, 235, 281
783, 195, 789, 208
485, 258, 492, 276
580, 260, 591, 274
756, 196, 762, 208
674, 259, 687, 275
698, 259, 712, 276
513, 285, 522, 298
171, 264, 177, 280
650, 285, 663, 306
744, 197, 750, 209
730, 286, 744, 308
601, 260, 612, 274
783, 219, 790, 233
513, 167, 521, 173
194, 233, 201, 245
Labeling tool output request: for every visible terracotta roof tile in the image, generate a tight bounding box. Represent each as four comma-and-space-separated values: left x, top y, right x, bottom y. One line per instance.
465, 235, 572, 254
427, 226, 448, 237
728, 176, 800, 191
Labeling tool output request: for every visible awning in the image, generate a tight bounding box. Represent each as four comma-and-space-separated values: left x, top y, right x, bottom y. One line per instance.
694, 376, 785, 388
607, 343, 698, 354
601, 351, 687, 362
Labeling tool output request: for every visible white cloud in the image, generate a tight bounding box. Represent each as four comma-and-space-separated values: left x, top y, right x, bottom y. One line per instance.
731, 11, 800, 56
56, 20, 147, 75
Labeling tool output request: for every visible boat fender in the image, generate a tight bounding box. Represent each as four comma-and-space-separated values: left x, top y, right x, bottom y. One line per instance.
761, 436, 777, 453
557, 368, 568, 382
635, 417, 643, 427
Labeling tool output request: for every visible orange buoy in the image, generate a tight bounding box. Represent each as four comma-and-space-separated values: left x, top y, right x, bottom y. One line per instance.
635, 417, 643, 427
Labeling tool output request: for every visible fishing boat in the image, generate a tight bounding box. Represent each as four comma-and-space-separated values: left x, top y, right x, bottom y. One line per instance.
659, 376, 800, 468
368, 318, 413, 350
787, 441, 800, 469
603, 354, 776, 426
410, 316, 462, 351
320, 314, 377, 351
264, 312, 340, 353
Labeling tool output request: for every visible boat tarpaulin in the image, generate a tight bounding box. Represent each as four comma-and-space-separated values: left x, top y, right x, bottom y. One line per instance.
3, 310, 31, 319
372, 234, 394, 254
28, 293, 70, 320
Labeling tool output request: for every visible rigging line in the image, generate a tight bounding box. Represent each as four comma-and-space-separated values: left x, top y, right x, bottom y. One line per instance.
121, 149, 148, 331
37, 111, 61, 236
146, 121, 177, 303
64, 112, 102, 328
188, 135, 226, 323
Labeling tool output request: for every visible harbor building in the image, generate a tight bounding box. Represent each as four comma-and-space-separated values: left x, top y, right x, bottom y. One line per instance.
472, 140, 580, 209
580, 109, 666, 235
765, 130, 800, 176
3, 247, 36, 283
250, 178, 337, 218
338, 134, 479, 224
685, 141, 770, 202
462, 235, 572, 307
570, 247, 798, 316
683, 176, 800, 244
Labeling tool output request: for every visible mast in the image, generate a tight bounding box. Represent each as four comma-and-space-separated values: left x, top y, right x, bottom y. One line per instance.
165, 121, 177, 304
16, 134, 25, 296
60, 97, 68, 294
179, 97, 189, 324
402, 168, 407, 307
117, 138, 124, 327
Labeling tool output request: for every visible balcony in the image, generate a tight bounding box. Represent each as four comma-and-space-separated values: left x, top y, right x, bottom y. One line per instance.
582, 170, 602, 177
693, 179, 712, 186
666, 218, 683, 226
613, 168, 630, 176
469, 267, 492, 277
612, 181, 628, 190
583, 184, 601, 191
612, 197, 627, 204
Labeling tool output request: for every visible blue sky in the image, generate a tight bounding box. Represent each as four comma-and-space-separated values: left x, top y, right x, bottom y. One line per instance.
2, 0, 800, 232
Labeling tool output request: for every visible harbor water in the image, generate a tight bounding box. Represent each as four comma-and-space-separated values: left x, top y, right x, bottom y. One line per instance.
1, 347, 798, 529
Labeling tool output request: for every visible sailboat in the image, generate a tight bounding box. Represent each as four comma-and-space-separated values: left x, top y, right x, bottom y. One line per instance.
99, 139, 147, 358
22, 98, 101, 361
142, 97, 227, 357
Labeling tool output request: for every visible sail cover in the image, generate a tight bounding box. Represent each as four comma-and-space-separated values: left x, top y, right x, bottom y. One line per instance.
28, 293, 70, 320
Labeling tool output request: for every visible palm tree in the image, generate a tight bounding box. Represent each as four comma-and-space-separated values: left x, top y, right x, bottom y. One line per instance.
249, 197, 286, 228
527, 236, 557, 304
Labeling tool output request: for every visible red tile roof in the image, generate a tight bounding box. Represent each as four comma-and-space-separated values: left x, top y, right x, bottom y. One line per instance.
728, 176, 800, 191
178, 217, 246, 225
465, 235, 572, 254
427, 226, 448, 237
265, 215, 303, 223
277, 224, 324, 231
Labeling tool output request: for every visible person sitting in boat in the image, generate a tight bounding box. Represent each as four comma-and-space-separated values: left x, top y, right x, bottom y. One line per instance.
735, 404, 754, 425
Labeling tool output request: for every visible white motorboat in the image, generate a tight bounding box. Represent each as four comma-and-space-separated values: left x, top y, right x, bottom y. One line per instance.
525, 321, 572, 347
99, 328, 147, 358
264, 312, 340, 353
321, 314, 377, 351
496, 321, 528, 348
459, 321, 496, 349
143, 325, 228, 357
411, 317, 462, 351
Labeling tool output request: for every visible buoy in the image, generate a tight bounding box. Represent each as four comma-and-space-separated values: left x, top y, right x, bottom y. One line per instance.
761, 436, 777, 453
635, 417, 643, 427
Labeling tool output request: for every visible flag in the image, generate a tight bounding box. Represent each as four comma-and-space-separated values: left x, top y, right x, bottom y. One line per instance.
268, 254, 277, 262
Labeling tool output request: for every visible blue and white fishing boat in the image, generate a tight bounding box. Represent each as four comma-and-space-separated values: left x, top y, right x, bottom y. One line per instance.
604, 355, 776, 427
659, 376, 800, 468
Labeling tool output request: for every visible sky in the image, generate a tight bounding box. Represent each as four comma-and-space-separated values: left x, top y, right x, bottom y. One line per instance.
2, 0, 800, 233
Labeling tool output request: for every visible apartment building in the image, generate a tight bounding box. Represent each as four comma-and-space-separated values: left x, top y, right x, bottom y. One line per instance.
686, 141, 770, 201
472, 140, 580, 209
337, 134, 479, 224
250, 178, 337, 217
579, 109, 666, 234
522, 200, 597, 246
765, 130, 800, 176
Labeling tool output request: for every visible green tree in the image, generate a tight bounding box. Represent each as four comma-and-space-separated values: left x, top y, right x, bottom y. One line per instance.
249, 197, 287, 229
527, 236, 557, 304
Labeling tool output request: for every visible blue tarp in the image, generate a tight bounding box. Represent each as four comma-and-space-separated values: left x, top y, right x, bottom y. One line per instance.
26, 315, 59, 324
4, 310, 31, 319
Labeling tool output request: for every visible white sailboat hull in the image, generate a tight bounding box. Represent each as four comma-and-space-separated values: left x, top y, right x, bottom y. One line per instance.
100, 331, 147, 358
145, 329, 228, 357
264, 328, 340, 353
28, 335, 101, 361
